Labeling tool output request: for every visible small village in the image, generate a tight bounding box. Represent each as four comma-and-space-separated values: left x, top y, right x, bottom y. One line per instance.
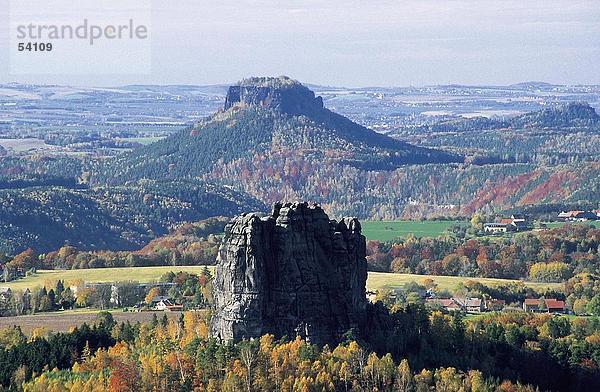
426, 296, 566, 314
368, 286, 568, 315
0, 270, 211, 317
483, 209, 599, 234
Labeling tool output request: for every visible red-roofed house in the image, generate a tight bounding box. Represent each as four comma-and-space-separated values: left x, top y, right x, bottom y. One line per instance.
523, 298, 565, 313
558, 211, 598, 222
427, 298, 461, 312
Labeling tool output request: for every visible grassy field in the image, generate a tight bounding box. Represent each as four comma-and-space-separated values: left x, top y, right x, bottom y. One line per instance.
361, 220, 599, 242
366, 272, 561, 292
0, 309, 186, 334
361, 220, 464, 241
118, 136, 166, 145
545, 221, 600, 229
0, 138, 59, 152
2, 266, 560, 294
2, 266, 210, 290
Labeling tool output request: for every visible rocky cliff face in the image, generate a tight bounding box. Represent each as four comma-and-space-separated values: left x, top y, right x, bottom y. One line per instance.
224, 76, 324, 118
210, 202, 368, 346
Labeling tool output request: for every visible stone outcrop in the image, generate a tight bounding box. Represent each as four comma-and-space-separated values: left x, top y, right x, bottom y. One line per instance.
210, 202, 368, 346
224, 76, 324, 118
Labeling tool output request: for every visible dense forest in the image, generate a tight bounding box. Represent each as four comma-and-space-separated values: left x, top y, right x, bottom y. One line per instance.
0, 183, 261, 254
92, 101, 460, 186
394, 102, 600, 165
366, 224, 600, 281
1, 303, 597, 391
1, 217, 226, 275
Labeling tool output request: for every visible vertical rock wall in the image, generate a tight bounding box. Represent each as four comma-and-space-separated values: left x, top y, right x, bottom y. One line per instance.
210, 202, 367, 346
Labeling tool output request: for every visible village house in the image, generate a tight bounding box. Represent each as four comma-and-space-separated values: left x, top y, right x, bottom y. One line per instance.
557, 210, 598, 222
484, 223, 508, 234
523, 298, 565, 313
153, 297, 184, 311
427, 297, 484, 313
484, 214, 531, 234
427, 298, 463, 312
458, 297, 484, 313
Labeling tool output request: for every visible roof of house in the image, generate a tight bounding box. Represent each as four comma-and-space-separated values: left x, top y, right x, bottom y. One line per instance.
544, 299, 565, 309
513, 221, 530, 229
574, 211, 597, 219
467, 298, 482, 307
524, 298, 565, 309
427, 298, 454, 307
455, 297, 482, 307
558, 210, 583, 218
428, 297, 482, 309
500, 218, 514, 225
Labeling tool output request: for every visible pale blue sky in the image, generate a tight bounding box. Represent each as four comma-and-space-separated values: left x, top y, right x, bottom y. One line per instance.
1, 0, 599, 87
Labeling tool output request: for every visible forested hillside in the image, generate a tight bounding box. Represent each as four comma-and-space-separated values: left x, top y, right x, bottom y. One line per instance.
395, 102, 600, 165
402, 102, 600, 134
0, 183, 262, 254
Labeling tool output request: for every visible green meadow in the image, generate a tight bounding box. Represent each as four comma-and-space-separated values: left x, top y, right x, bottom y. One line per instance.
361, 220, 465, 241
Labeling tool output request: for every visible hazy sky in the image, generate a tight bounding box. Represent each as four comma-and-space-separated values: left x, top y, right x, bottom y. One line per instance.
1, 0, 599, 87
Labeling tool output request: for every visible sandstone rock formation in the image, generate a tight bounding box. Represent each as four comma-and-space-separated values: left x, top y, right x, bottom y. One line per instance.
224, 76, 324, 118
210, 202, 368, 346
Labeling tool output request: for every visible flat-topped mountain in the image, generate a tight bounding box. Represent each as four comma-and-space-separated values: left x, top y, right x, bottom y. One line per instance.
96, 76, 460, 185
224, 76, 325, 117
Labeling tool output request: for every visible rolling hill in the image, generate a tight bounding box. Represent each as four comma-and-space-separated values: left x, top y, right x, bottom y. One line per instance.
406, 102, 600, 134
0, 181, 263, 254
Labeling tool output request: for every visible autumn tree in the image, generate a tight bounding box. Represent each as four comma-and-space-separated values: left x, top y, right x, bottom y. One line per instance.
145, 287, 161, 305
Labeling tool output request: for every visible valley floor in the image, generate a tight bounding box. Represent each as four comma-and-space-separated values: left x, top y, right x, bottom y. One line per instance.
0, 309, 185, 334
366, 271, 561, 292
1, 266, 560, 294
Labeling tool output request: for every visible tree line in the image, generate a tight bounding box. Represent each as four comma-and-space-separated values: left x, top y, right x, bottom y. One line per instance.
6, 304, 599, 391
366, 224, 599, 282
